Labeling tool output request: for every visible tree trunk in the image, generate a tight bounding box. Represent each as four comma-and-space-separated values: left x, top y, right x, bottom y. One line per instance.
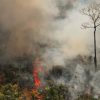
94, 27, 97, 71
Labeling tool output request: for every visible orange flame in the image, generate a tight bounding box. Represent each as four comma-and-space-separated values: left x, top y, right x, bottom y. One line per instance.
32, 58, 44, 100
32, 89, 44, 100
33, 58, 43, 88
33, 67, 41, 87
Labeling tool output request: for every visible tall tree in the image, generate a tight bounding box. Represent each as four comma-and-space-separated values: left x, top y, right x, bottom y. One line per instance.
81, 2, 100, 71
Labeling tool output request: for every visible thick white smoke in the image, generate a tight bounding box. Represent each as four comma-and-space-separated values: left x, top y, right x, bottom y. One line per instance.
0, 0, 94, 66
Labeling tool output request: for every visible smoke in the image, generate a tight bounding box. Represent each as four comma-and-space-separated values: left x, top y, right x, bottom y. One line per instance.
0, 0, 92, 66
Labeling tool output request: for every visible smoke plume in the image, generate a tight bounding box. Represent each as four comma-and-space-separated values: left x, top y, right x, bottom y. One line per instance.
0, 0, 91, 66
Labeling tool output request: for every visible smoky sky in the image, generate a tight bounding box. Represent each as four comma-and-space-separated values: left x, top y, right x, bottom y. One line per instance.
0, 0, 99, 65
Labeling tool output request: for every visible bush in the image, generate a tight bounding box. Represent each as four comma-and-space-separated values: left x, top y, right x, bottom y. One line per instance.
31, 81, 70, 100
76, 94, 100, 100
0, 84, 21, 100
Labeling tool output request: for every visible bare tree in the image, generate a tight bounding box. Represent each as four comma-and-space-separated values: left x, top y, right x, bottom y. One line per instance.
81, 2, 100, 71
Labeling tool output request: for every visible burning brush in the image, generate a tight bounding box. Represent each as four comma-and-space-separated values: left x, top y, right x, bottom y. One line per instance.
32, 58, 45, 100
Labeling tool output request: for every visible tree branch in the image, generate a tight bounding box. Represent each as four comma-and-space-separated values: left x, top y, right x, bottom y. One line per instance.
96, 23, 100, 27
82, 24, 94, 29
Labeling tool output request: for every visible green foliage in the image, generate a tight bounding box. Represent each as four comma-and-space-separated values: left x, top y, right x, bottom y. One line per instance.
31, 81, 70, 100
0, 84, 21, 100
1, 83, 100, 100
44, 84, 67, 100
76, 94, 100, 100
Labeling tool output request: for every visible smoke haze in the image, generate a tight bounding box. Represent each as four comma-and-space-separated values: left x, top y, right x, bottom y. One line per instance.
0, 0, 99, 65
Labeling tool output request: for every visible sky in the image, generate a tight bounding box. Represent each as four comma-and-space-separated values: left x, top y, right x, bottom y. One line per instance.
0, 0, 100, 65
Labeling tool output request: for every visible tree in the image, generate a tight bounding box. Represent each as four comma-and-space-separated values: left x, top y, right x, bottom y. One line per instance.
81, 1, 100, 71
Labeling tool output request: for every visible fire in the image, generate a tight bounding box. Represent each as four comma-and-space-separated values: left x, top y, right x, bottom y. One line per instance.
32, 89, 44, 100
32, 58, 44, 100
33, 67, 41, 87
33, 58, 43, 88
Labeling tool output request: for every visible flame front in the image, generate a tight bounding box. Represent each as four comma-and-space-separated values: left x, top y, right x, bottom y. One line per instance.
32, 58, 44, 100
33, 67, 41, 87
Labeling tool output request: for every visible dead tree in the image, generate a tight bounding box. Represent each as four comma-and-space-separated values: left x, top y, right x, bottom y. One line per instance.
81, 2, 100, 71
